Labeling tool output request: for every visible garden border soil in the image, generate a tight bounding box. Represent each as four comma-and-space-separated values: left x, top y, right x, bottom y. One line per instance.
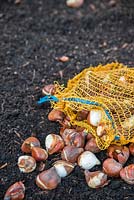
0, 0, 134, 199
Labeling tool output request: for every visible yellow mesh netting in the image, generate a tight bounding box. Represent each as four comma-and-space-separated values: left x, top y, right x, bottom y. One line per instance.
52, 62, 134, 150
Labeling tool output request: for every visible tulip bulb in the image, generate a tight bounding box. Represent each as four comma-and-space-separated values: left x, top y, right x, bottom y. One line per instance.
21, 137, 40, 153
122, 115, 134, 130
31, 147, 48, 161
85, 138, 101, 153
60, 116, 71, 129
18, 155, 36, 173
66, 0, 84, 8
129, 143, 134, 156
78, 151, 101, 170
84, 170, 110, 189
53, 160, 75, 177
38, 162, 46, 172
76, 110, 89, 121
62, 128, 85, 148
86, 132, 93, 140
42, 84, 55, 95
48, 109, 65, 122
107, 144, 129, 165
4, 181, 25, 200
61, 146, 84, 163
60, 127, 66, 136
96, 124, 107, 137
120, 164, 134, 184
87, 109, 102, 127
45, 134, 64, 155
103, 158, 122, 177
36, 167, 61, 190
58, 56, 69, 62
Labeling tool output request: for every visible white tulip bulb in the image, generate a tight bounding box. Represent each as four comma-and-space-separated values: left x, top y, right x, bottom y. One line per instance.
78, 151, 101, 170
87, 109, 102, 127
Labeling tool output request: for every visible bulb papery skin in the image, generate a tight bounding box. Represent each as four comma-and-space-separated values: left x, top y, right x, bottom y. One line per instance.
61, 146, 84, 163
84, 170, 110, 189
45, 134, 64, 155
18, 155, 36, 173
107, 144, 129, 165
78, 151, 101, 170
120, 164, 134, 184
87, 110, 102, 127
53, 160, 75, 178
89, 173, 103, 188
62, 128, 85, 148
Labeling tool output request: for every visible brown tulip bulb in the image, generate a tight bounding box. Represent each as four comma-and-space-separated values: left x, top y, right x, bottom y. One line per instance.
61, 146, 84, 163
120, 164, 134, 184
48, 109, 65, 122
60, 127, 66, 136
86, 132, 93, 140
18, 155, 36, 173
60, 116, 71, 128
107, 144, 129, 165
31, 147, 48, 161
84, 170, 110, 189
53, 160, 75, 177
107, 144, 122, 158
62, 128, 85, 148
38, 162, 46, 172
42, 84, 55, 95
76, 110, 89, 121
4, 181, 25, 200
103, 158, 122, 177
21, 137, 40, 153
45, 134, 64, 155
85, 138, 101, 153
36, 167, 61, 190
129, 143, 134, 156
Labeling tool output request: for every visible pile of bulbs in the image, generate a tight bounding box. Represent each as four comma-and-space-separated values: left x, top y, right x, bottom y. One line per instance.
4, 84, 134, 200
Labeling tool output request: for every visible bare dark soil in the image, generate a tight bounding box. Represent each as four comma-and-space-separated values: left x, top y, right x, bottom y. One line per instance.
0, 0, 134, 199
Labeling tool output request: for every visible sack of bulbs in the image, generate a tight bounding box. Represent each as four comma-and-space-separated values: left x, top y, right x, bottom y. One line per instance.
4, 62, 134, 199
